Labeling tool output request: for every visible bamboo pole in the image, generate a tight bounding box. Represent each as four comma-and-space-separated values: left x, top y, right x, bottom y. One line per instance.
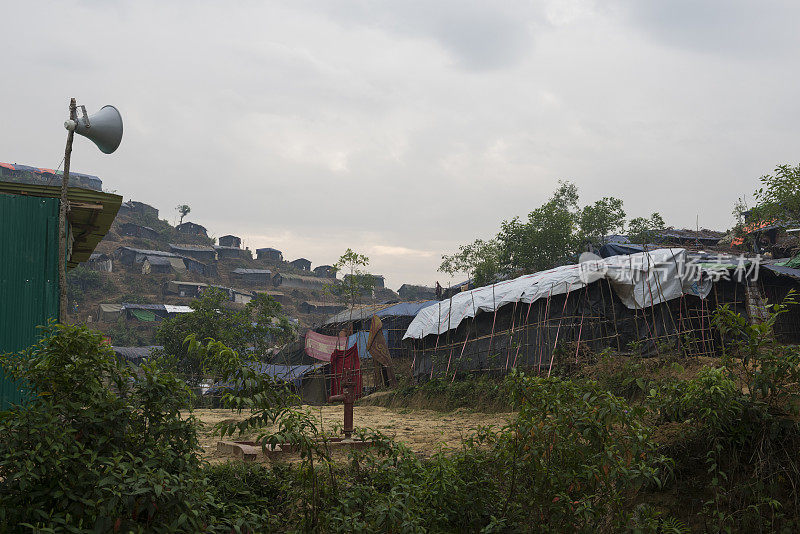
58, 98, 77, 322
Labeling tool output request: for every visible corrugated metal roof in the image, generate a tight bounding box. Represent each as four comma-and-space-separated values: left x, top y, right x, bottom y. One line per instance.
0, 181, 121, 268
233, 268, 272, 275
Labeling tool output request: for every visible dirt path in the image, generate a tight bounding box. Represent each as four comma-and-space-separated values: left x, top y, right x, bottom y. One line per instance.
193, 406, 515, 462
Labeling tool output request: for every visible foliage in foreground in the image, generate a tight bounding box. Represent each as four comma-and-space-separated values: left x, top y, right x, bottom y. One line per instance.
5, 297, 800, 533
0, 324, 219, 532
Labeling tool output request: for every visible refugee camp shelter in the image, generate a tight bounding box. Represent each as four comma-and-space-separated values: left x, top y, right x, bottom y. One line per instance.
118, 200, 158, 220
760, 260, 800, 343
256, 247, 283, 262
86, 253, 113, 272
169, 244, 218, 262
398, 284, 436, 301
0, 181, 121, 409
290, 258, 312, 271
320, 300, 438, 361
343, 273, 385, 289
118, 222, 159, 240
273, 272, 330, 290
175, 221, 208, 237
206, 362, 330, 405
142, 256, 175, 274
114, 246, 180, 266
214, 245, 251, 260
122, 303, 193, 322
232, 268, 272, 285
402, 249, 751, 382
299, 301, 346, 315
97, 303, 124, 322
313, 265, 336, 278
656, 228, 724, 247
218, 235, 241, 248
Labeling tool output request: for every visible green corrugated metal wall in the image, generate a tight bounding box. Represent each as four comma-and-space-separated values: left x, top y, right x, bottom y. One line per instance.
0, 193, 60, 409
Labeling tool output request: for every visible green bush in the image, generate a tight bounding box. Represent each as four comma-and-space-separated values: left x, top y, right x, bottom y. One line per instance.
0, 324, 234, 532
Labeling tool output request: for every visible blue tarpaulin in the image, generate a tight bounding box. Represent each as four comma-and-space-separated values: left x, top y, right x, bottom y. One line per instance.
347, 329, 389, 359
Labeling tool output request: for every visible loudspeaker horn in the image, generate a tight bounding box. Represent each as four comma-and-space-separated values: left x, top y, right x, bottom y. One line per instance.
74, 105, 123, 154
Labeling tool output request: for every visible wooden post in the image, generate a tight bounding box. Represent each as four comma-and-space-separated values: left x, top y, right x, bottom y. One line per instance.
59, 98, 77, 322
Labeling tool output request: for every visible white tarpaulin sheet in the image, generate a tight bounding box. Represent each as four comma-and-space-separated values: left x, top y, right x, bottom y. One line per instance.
164, 305, 193, 314
403, 248, 712, 339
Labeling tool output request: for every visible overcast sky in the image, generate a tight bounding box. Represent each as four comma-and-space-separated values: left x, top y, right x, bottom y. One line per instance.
2, 1, 799, 290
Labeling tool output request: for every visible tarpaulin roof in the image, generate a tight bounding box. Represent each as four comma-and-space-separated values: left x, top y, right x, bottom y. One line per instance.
346, 329, 390, 359
130, 309, 156, 321
404, 248, 713, 340
207, 362, 326, 392
764, 264, 800, 281
324, 300, 438, 325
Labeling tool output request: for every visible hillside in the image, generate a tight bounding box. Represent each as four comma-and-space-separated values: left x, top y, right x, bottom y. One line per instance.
68, 200, 401, 345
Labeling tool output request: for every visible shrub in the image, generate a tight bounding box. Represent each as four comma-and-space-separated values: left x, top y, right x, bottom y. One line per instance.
0, 324, 215, 532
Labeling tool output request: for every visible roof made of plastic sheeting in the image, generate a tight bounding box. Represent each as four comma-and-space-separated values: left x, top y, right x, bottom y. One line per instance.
207, 362, 325, 392
404, 249, 714, 340
324, 300, 438, 325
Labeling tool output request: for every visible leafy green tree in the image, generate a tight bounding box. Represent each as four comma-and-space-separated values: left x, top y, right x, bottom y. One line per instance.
627, 212, 665, 245
176, 203, 191, 225
495, 181, 580, 277
156, 288, 293, 382
578, 196, 626, 244
0, 323, 213, 531
439, 238, 501, 287
247, 292, 296, 358
329, 248, 374, 306
752, 163, 800, 224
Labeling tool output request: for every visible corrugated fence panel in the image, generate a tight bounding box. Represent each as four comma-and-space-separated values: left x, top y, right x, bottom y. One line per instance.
0, 193, 60, 409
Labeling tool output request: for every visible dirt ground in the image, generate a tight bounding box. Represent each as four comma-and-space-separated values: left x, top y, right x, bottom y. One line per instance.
193, 406, 515, 463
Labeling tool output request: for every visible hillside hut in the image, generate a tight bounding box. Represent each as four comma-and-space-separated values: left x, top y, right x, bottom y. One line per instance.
398, 284, 436, 301
232, 268, 272, 285
343, 273, 385, 289
97, 303, 124, 322
114, 247, 179, 266
219, 235, 241, 248
175, 222, 208, 237
169, 244, 218, 262
118, 222, 159, 240
86, 253, 113, 272
313, 265, 336, 278
254, 290, 288, 304
256, 247, 283, 262
273, 272, 330, 290
214, 245, 251, 260
118, 201, 159, 220
299, 301, 346, 315
290, 258, 312, 271
142, 255, 174, 274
